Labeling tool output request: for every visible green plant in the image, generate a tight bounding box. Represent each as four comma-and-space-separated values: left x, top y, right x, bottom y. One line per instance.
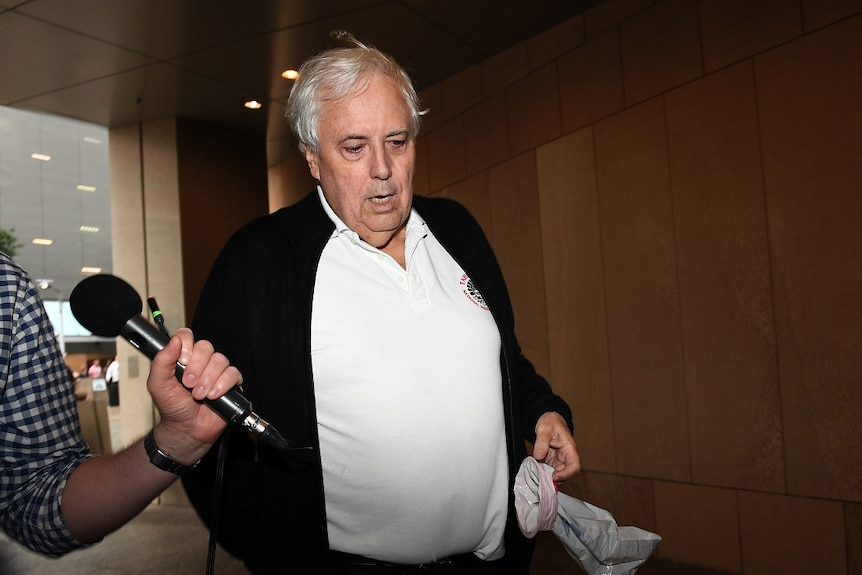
0, 228, 24, 257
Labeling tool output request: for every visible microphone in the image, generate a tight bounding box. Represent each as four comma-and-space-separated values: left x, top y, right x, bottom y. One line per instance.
70, 274, 295, 453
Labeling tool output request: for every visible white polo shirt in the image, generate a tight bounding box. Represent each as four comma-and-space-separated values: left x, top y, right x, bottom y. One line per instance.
311, 188, 509, 564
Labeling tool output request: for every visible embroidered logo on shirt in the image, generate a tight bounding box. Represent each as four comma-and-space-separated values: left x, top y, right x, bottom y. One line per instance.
460, 273, 489, 310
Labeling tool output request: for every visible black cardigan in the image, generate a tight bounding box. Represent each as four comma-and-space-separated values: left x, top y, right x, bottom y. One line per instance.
182, 191, 573, 574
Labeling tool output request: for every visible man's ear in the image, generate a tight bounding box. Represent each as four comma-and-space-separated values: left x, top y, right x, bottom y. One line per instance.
305, 146, 321, 180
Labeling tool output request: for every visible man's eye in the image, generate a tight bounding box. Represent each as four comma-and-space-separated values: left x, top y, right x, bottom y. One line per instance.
389, 139, 407, 148
343, 145, 363, 154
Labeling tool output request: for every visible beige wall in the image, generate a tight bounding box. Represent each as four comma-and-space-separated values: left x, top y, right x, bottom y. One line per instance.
175, 117, 269, 321
110, 119, 187, 504
271, 0, 862, 573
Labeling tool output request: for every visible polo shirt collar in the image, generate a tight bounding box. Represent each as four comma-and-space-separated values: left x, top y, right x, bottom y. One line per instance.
316, 185, 427, 248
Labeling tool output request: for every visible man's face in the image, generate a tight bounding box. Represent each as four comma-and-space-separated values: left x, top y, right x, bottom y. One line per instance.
305, 73, 415, 250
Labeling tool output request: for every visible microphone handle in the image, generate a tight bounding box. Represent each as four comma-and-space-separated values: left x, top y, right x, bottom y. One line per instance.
119, 316, 291, 451
120, 316, 253, 423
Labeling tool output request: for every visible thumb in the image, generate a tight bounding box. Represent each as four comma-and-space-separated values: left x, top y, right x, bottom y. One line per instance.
151, 334, 184, 381
532, 434, 551, 461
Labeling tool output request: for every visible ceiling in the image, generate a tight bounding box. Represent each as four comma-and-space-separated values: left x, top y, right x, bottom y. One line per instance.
1, 0, 605, 154
0, 0, 603, 309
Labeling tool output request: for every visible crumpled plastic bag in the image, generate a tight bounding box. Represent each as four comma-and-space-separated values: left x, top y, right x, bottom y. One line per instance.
514, 457, 661, 575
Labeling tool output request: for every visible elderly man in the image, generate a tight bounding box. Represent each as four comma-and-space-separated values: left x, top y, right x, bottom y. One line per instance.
182, 40, 579, 574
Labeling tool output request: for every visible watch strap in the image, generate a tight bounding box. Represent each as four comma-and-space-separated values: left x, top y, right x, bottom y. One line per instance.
144, 429, 199, 476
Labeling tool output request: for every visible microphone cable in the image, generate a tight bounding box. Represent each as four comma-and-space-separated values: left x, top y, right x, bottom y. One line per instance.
205, 427, 232, 575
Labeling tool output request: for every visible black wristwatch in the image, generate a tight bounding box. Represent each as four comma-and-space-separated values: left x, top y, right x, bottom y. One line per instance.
144, 429, 200, 476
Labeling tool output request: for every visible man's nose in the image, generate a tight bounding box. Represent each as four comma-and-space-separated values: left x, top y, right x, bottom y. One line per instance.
370, 149, 392, 180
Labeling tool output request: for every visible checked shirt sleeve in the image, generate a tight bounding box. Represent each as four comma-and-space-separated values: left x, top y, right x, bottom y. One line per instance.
0, 255, 92, 556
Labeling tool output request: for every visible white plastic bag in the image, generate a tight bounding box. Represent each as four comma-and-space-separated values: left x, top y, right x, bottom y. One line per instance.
514, 457, 661, 575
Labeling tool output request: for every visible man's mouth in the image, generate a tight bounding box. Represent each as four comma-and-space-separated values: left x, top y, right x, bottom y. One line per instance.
369, 193, 395, 205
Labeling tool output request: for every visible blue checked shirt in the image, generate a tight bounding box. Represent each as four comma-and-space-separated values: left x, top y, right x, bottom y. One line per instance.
0, 253, 92, 555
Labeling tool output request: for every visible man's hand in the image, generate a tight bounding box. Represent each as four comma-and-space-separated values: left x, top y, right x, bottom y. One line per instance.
532, 411, 580, 482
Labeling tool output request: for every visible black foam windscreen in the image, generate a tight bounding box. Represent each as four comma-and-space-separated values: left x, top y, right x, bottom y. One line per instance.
70, 274, 143, 337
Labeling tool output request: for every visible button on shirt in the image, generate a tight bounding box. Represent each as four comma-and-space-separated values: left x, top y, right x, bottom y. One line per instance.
311, 188, 509, 564
0, 254, 91, 556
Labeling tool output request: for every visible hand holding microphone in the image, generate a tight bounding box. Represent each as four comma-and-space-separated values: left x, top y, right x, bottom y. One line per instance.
70, 274, 294, 453
145, 326, 242, 465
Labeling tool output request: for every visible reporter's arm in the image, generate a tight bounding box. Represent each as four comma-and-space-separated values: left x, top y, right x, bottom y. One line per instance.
61, 328, 240, 543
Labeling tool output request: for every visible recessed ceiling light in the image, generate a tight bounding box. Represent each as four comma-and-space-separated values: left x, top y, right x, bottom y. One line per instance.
31, 153, 51, 161
244, 100, 262, 110
77, 184, 96, 192
32, 238, 53, 245
81, 266, 102, 275
80, 226, 100, 233
281, 69, 299, 80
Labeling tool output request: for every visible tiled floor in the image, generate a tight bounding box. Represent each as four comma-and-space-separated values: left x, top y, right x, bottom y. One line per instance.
0, 504, 248, 575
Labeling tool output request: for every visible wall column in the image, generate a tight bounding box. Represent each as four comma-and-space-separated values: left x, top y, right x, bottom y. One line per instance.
108, 117, 268, 504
